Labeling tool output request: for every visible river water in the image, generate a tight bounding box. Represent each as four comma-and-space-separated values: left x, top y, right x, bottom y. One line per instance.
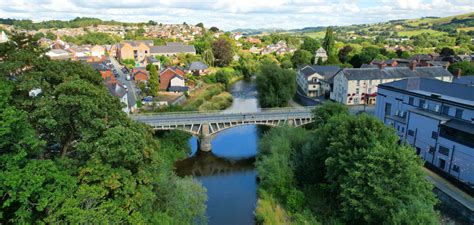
175, 78, 261, 225
174, 78, 467, 225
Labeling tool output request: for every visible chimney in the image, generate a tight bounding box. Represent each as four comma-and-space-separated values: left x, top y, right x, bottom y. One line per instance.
378, 63, 386, 70
455, 69, 462, 78
409, 60, 417, 70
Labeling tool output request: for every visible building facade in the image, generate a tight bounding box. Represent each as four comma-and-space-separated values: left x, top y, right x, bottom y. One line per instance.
296, 65, 340, 98
375, 78, 474, 184
330, 66, 453, 105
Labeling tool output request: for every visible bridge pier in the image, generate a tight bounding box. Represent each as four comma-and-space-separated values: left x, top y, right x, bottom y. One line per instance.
198, 123, 212, 152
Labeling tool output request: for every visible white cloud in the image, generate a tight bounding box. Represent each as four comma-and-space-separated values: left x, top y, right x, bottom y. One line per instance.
0, 0, 472, 30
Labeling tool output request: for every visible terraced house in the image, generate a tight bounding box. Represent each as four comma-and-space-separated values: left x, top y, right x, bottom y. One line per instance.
117, 41, 195, 66
330, 64, 453, 105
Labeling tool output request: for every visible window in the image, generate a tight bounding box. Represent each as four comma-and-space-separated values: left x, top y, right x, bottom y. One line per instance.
408, 129, 414, 136
418, 99, 425, 108
439, 146, 449, 156
452, 165, 460, 173
369, 80, 372, 86
429, 146, 435, 154
356, 80, 360, 86
431, 131, 438, 139
440, 125, 474, 148
401, 127, 405, 133
408, 97, 414, 105
441, 105, 450, 115
356, 88, 360, 94
455, 109, 463, 119
385, 103, 392, 116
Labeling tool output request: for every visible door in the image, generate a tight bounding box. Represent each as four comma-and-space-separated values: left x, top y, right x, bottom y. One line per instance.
439, 158, 446, 170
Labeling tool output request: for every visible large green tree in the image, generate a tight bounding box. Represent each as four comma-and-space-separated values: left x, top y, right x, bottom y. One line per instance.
299, 114, 438, 224
0, 34, 206, 224
300, 37, 320, 53
291, 49, 312, 67
256, 62, 296, 107
148, 64, 159, 96
212, 37, 234, 67
322, 27, 335, 58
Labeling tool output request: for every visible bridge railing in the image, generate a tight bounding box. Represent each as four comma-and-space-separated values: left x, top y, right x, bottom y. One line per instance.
131, 106, 317, 117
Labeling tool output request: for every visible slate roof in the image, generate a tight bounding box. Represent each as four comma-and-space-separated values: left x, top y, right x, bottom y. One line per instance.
168, 86, 189, 92
150, 45, 196, 54
147, 56, 159, 63
341, 66, 453, 81
379, 77, 474, 104
299, 65, 341, 80
106, 82, 127, 98
453, 76, 474, 86
188, 61, 208, 71
89, 62, 109, 71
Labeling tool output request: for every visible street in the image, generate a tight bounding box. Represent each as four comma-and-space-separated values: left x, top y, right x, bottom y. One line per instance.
109, 57, 138, 110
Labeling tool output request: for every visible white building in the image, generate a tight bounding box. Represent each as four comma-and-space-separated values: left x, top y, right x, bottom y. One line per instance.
0, 31, 9, 43
375, 78, 474, 184
296, 65, 340, 98
45, 49, 71, 60
330, 66, 453, 105
314, 47, 327, 64
106, 82, 130, 114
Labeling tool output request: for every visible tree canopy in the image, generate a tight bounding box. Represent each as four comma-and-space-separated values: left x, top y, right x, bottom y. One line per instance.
212, 37, 234, 67
0, 34, 206, 224
256, 62, 296, 107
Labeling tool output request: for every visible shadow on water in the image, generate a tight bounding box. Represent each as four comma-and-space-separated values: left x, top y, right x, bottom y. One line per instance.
175, 151, 255, 177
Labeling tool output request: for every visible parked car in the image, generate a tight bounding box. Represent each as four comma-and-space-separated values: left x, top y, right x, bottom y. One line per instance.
126, 75, 131, 81
143, 96, 153, 102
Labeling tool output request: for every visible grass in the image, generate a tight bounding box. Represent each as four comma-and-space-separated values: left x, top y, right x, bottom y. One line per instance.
302, 31, 325, 39
406, 12, 474, 26
398, 29, 446, 37
182, 83, 233, 111
458, 27, 474, 32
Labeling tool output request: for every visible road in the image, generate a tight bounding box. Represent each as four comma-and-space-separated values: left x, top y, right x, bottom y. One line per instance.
109, 57, 138, 110
130, 107, 315, 126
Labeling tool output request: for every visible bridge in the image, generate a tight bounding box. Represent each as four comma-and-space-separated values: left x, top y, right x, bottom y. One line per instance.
130, 107, 315, 152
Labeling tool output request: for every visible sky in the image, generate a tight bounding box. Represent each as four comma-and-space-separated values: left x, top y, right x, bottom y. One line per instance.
0, 0, 473, 30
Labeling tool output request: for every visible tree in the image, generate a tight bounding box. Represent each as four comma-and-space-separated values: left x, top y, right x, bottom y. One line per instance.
448, 61, 474, 76
147, 20, 157, 26
256, 62, 296, 107
0, 34, 206, 224
439, 47, 455, 58
196, 22, 204, 28
316, 57, 323, 65
300, 37, 320, 53
322, 27, 336, 58
291, 49, 312, 67
299, 114, 438, 224
209, 26, 219, 32
212, 37, 234, 67
148, 64, 159, 96
338, 45, 353, 63
202, 49, 215, 67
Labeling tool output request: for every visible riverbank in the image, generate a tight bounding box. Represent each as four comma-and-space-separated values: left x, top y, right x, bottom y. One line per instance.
182, 83, 233, 111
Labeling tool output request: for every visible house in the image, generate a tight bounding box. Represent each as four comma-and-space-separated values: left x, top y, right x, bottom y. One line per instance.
314, 47, 328, 64
91, 45, 106, 58
132, 68, 149, 83
159, 67, 188, 92
146, 56, 161, 69
88, 61, 110, 71
375, 78, 474, 185
0, 30, 9, 43
46, 49, 71, 60
68, 45, 91, 58
105, 81, 130, 114
150, 42, 196, 57
296, 65, 340, 98
117, 40, 152, 66
187, 61, 209, 76
330, 65, 453, 105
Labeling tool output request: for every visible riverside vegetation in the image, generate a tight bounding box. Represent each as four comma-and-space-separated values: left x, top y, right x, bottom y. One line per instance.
255, 102, 439, 225
0, 34, 207, 224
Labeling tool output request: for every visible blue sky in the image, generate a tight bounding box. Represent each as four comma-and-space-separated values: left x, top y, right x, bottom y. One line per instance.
0, 0, 473, 30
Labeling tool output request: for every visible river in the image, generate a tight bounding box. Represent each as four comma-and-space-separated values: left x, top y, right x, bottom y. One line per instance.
174, 78, 468, 225
175, 78, 261, 225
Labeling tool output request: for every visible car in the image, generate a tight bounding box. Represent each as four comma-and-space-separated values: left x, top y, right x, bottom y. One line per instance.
126, 75, 131, 81
143, 96, 153, 102
123, 85, 128, 90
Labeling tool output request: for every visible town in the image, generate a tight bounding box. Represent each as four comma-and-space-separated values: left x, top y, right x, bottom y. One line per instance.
0, 7, 474, 225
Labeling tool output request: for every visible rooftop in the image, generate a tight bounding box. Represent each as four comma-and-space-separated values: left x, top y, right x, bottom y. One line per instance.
380, 77, 474, 106
341, 66, 453, 81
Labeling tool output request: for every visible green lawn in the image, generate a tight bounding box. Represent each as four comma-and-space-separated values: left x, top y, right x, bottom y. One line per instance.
302, 31, 325, 39
398, 29, 446, 37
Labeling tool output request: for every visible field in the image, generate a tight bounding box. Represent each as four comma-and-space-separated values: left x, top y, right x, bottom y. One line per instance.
405, 12, 474, 26
301, 31, 325, 39
398, 29, 446, 37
